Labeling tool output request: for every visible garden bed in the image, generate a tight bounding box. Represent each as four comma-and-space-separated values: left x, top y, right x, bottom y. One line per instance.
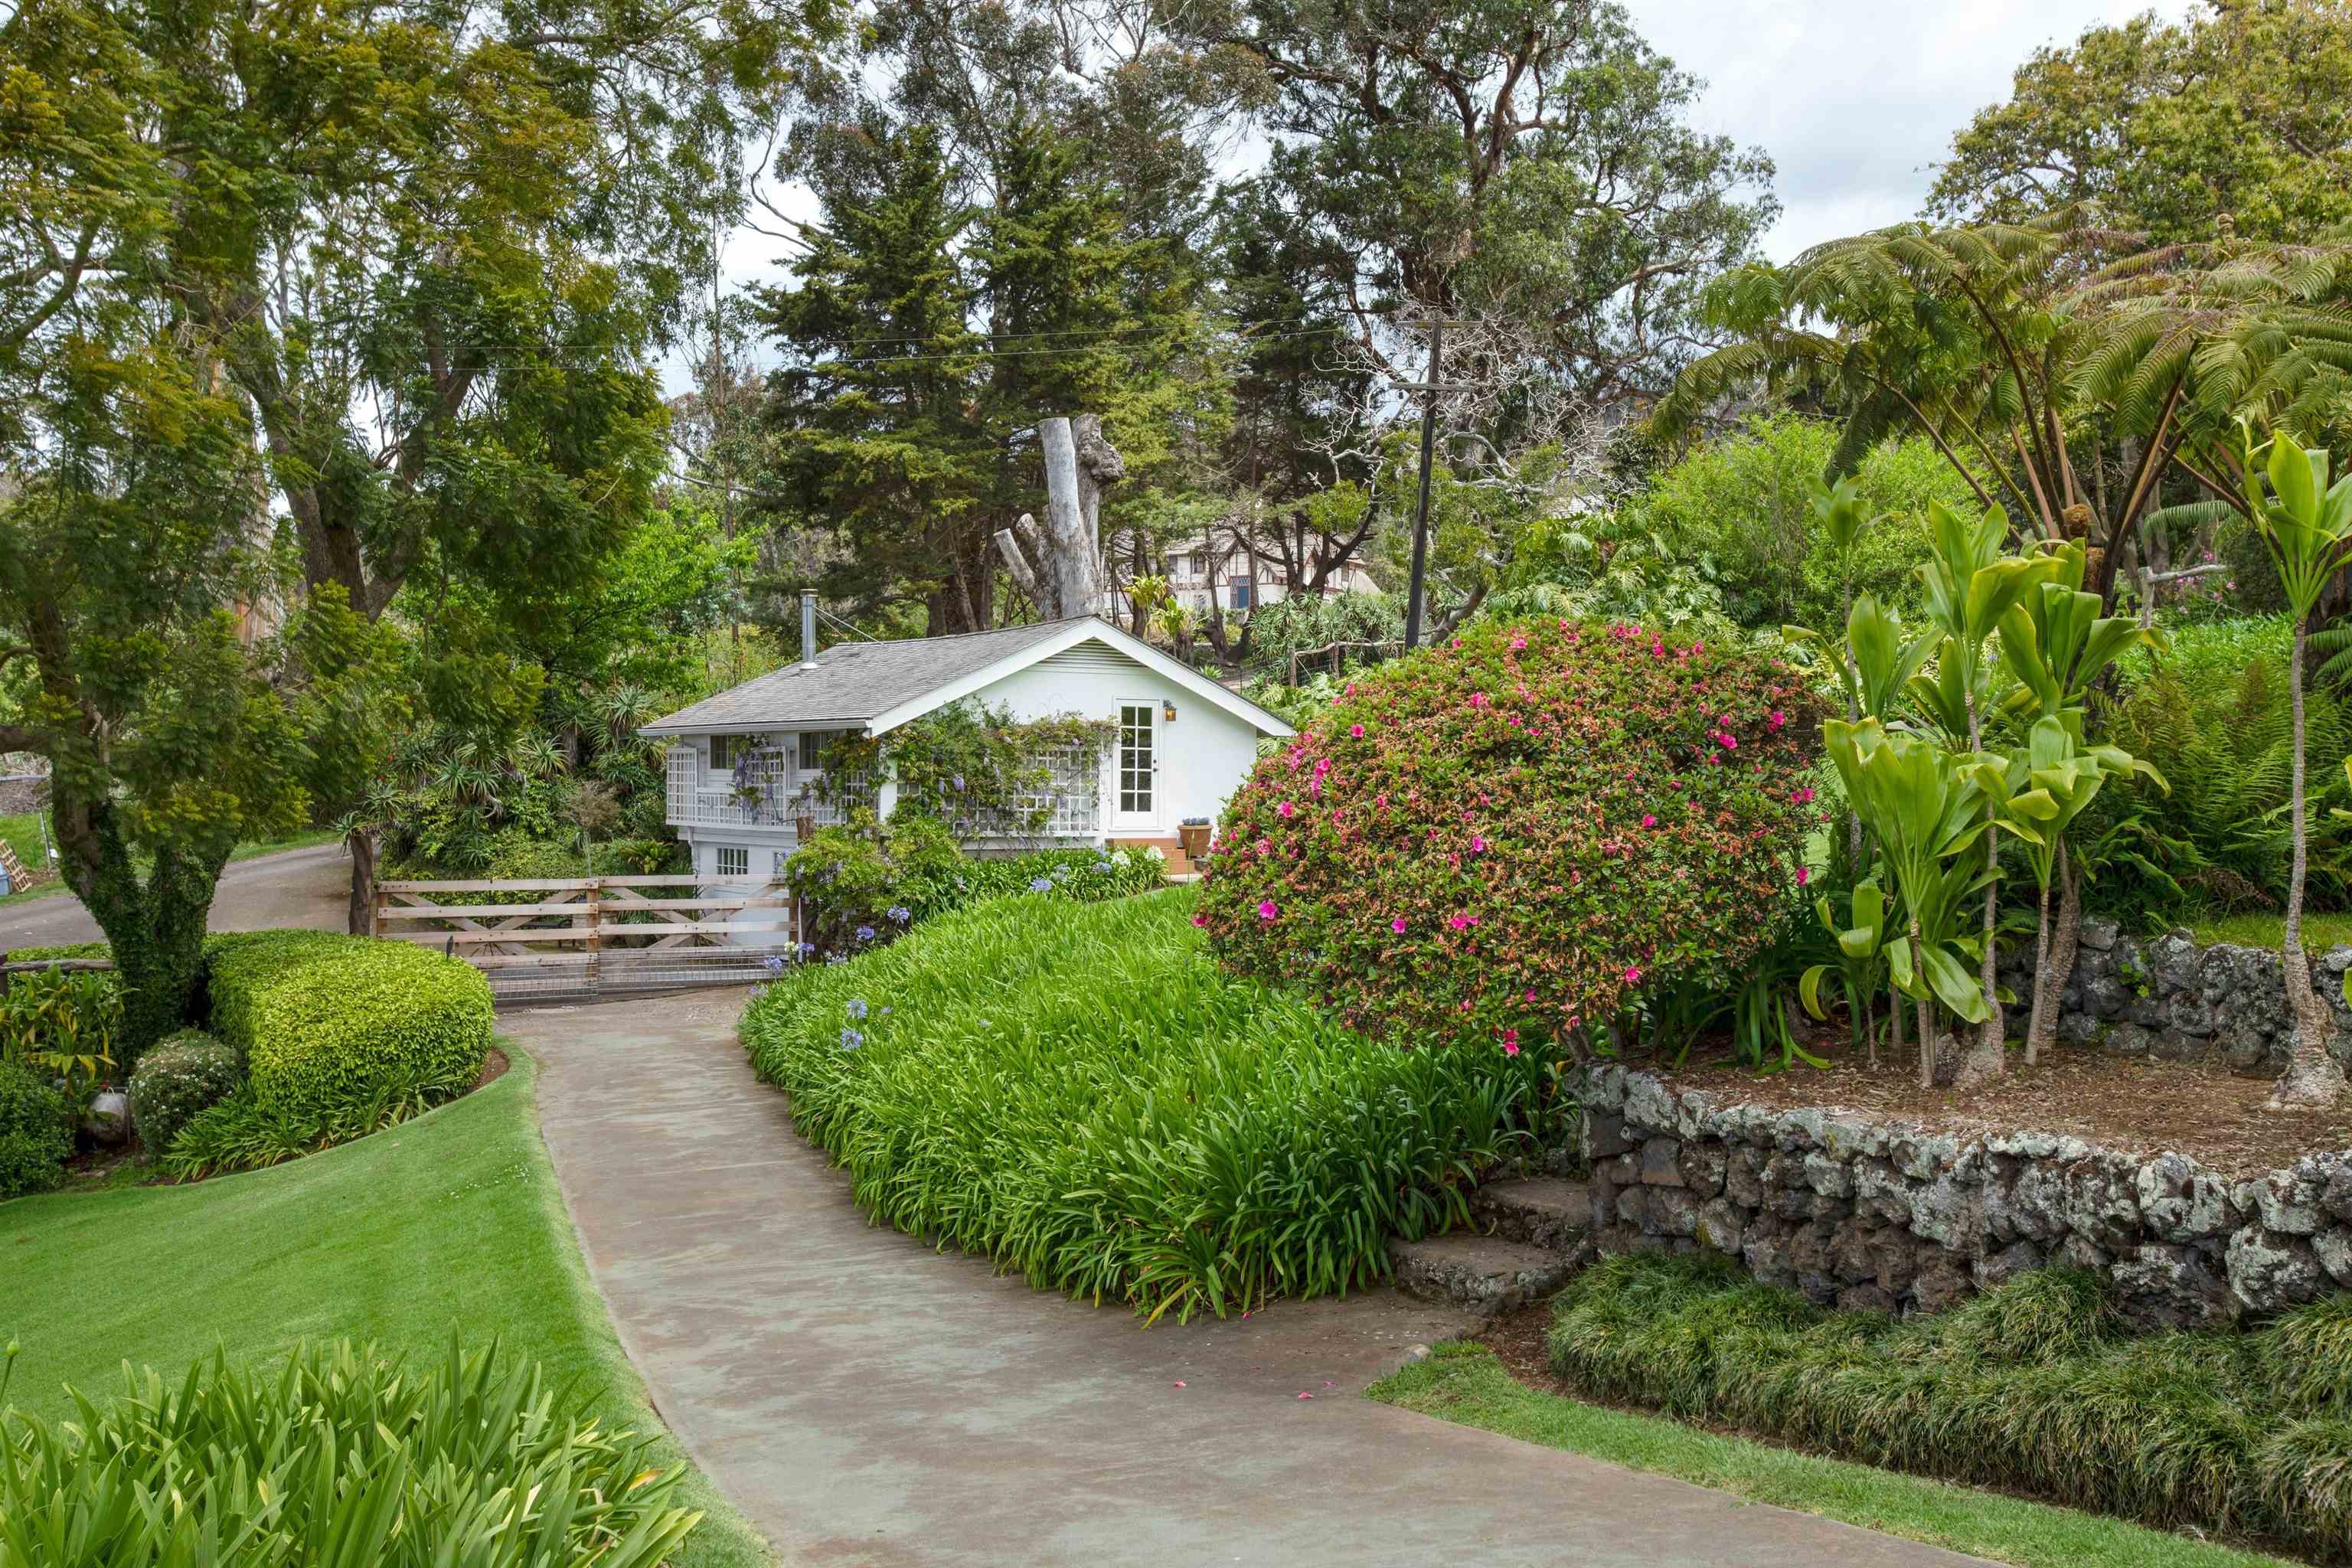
1658, 1035, 2352, 1179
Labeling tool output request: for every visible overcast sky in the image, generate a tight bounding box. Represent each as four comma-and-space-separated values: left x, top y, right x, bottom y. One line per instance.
1627, 0, 2199, 261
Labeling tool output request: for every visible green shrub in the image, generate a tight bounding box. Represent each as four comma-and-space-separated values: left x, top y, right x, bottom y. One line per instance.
2086, 614, 2352, 916
0, 962, 123, 1076
1197, 616, 1825, 1054
128, 1029, 243, 1157
207, 929, 492, 1121
160, 1058, 459, 1179
0, 1339, 700, 1566
740, 889, 1558, 1321
0, 1057, 73, 1199
785, 817, 1165, 956
1619, 413, 1971, 631
1545, 1251, 2352, 1558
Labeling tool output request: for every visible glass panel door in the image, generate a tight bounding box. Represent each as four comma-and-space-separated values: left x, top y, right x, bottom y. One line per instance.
1114, 701, 1157, 828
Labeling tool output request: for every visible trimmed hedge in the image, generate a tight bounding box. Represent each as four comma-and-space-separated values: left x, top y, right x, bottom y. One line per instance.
0, 1058, 73, 1199
1548, 1251, 2352, 1560
128, 1029, 243, 1157
207, 931, 492, 1120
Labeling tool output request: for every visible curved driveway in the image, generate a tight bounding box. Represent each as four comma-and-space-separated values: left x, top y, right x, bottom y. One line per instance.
0, 842, 350, 949
511, 989, 1987, 1568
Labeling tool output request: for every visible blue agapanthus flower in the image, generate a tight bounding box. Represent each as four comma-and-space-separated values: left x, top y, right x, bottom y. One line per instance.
846, 997, 868, 1020
799, 941, 816, 957
840, 1028, 864, 1050
1029, 877, 1054, 893
855, 925, 877, 942
761, 953, 786, 975
887, 905, 912, 924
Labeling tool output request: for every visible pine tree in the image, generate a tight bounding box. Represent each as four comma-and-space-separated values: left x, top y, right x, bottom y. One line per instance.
758, 124, 997, 634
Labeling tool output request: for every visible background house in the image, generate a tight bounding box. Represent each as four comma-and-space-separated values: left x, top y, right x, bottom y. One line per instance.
1162, 533, 1381, 616
641, 613, 1295, 883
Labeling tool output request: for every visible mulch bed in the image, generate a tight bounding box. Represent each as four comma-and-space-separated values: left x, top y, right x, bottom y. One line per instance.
1651, 1028, 2352, 1178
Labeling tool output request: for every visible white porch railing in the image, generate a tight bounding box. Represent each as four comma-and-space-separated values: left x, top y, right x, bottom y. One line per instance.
665, 743, 1102, 840
665, 746, 802, 830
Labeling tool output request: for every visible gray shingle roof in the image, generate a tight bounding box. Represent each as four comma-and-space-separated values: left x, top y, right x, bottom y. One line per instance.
641, 617, 1089, 734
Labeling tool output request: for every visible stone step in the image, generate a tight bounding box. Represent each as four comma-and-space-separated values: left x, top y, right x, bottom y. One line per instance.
1469, 1177, 1592, 1253
1387, 1233, 1580, 1316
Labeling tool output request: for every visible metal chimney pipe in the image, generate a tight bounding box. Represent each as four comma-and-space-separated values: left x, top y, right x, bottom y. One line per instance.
800, 590, 819, 668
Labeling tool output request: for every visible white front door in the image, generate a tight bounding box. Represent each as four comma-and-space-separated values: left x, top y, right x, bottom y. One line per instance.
1113, 701, 1160, 831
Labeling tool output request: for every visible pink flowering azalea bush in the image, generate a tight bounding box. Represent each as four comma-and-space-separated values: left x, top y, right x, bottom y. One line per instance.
1197, 617, 1824, 1055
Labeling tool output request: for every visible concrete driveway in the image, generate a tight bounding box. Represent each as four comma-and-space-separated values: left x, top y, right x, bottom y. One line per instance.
511, 989, 1988, 1568
0, 841, 351, 949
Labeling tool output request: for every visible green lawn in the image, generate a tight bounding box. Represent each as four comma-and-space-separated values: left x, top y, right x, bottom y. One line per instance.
1368, 1344, 2297, 1568
0, 822, 344, 909
2185, 910, 2352, 952
0, 1046, 769, 1568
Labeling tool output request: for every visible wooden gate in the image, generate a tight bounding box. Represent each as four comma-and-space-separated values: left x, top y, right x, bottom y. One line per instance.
372, 876, 799, 1002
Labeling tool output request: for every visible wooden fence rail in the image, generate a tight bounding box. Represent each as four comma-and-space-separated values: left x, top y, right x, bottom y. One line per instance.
373, 875, 799, 1002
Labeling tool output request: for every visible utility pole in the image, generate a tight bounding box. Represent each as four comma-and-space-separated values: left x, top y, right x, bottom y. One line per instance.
1401, 316, 1444, 648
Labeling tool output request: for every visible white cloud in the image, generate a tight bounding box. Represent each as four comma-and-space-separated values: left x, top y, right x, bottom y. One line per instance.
1625, 0, 2198, 259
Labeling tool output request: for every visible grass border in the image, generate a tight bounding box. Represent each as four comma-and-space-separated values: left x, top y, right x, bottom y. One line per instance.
1, 1041, 774, 1568
1367, 1342, 2298, 1568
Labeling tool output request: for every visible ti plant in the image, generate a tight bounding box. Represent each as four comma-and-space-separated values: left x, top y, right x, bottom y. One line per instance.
1823, 718, 2004, 1088
1994, 541, 2166, 1064
1995, 717, 2163, 1064
1800, 878, 1891, 1066
2239, 426, 2352, 1106
1909, 501, 2065, 1084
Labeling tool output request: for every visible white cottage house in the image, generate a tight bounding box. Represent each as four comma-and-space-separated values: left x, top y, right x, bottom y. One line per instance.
641, 609, 1294, 880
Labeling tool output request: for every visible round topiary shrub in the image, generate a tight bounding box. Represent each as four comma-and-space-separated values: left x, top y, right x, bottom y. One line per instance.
1194, 616, 1825, 1054
129, 1028, 245, 1158
0, 1058, 74, 1199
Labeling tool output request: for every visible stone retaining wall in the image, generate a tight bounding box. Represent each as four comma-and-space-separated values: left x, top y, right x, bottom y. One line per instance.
2004, 919, 2352, 1074
1578, 1063, 2352, 1330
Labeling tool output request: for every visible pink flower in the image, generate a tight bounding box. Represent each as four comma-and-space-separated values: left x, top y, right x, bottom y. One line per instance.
1623, 965, 1643, 986
1469, 835, 1486, 853
1277, 800, 1295, 818
1501, 1030, 1521, 1057
1348, 724, 1365, 739
1509, 635, 1527, 652
1255, 837, 1271, 855
1791, 786, 1815, 805
1795, 866, 1811, 887
1525, 989, 1537, 1003
1257, 900, 1279, 920
1769, 709, 1787, 730
1642, 814, 1657, 828
1191, 911, 1208, 927
1447, 913, 1478, 932
1391, 916, 1409, 934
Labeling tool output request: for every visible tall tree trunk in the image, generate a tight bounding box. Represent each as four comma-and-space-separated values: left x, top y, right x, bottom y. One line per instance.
52, 787, 221, 1067
1889, 975, 1906, 1064
2272, 615, 2347, 1106
1955, 687, 2007, 1087
347, 828, 378, 937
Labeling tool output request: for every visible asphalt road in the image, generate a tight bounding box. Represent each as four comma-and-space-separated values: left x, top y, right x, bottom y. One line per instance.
0, 841, 352, 949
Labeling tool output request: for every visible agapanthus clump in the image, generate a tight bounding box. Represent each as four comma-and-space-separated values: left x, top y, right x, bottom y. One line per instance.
1195, 617, 1824, 1055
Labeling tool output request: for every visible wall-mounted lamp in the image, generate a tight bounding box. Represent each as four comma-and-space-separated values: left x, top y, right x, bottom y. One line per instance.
1162, 701, 1178, 723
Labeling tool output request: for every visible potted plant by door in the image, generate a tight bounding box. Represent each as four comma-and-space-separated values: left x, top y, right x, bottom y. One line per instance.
1178, 816, 1213, 859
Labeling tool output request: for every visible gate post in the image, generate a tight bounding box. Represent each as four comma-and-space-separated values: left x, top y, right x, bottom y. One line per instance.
584, 877, 603, 998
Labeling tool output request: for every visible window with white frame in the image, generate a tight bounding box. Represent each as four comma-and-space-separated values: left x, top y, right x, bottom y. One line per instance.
714, 845, 749, 877
709, 733, 758, 771
797, 730, 831, 771
773, 848, 791, 875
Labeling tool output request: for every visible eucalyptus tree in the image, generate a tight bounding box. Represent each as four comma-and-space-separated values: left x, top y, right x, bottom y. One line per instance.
1929, 1, 2352, 245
